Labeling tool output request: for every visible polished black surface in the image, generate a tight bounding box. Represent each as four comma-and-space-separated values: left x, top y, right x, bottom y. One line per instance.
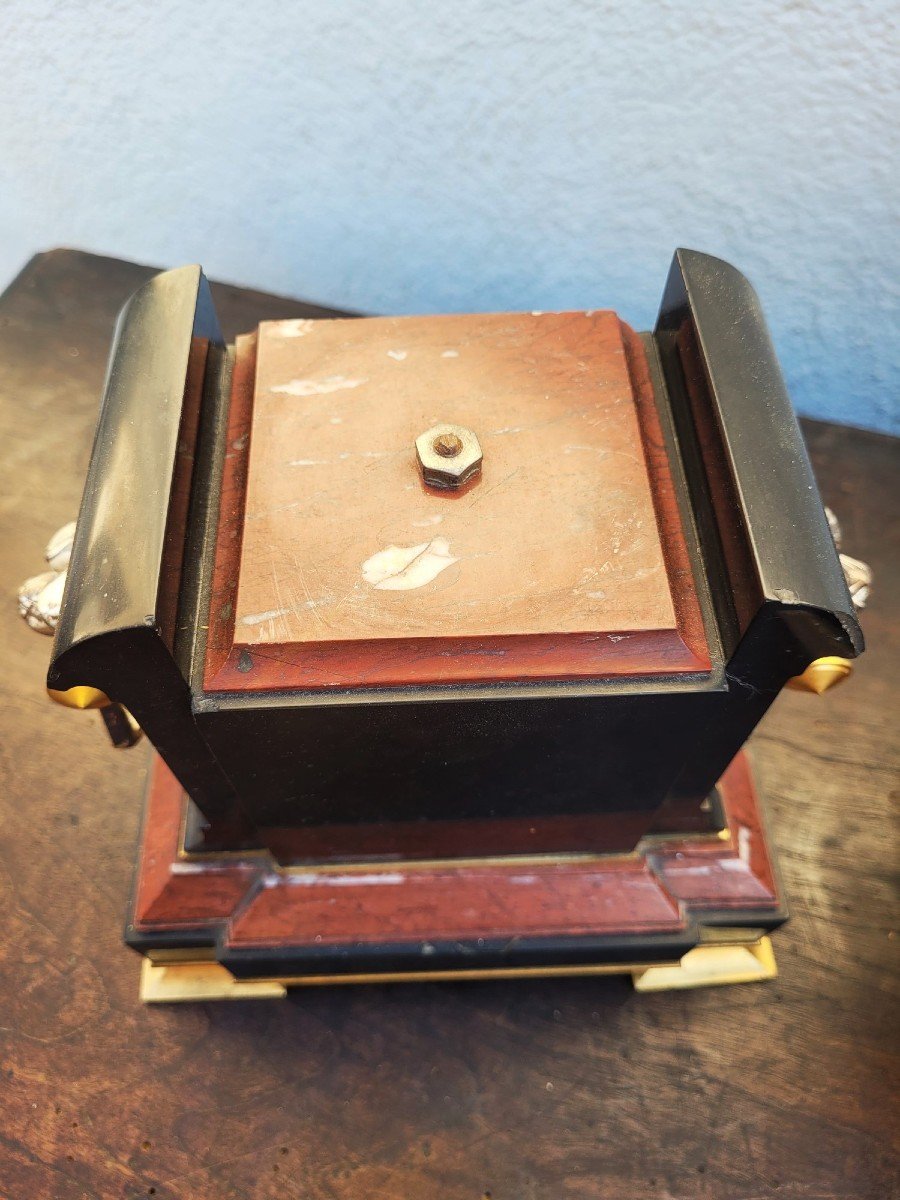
47, 252, 865, 846
656, 248, 863, 656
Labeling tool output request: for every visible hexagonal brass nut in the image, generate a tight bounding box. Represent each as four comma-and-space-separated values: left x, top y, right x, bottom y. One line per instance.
415, 423, 482, 490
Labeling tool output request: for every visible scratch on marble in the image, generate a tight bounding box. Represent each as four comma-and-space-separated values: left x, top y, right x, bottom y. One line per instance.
362, 538, 457, 591
240, 608, 290, 626
737, 825, 752, 863
272, 318, 315, 338
272, 376, 367, 396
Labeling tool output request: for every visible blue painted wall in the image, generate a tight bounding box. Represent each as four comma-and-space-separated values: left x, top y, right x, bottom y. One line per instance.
1, 1, 897, 431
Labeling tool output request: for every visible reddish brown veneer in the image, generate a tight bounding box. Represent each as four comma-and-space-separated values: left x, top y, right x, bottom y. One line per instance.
132, 752, 779, 956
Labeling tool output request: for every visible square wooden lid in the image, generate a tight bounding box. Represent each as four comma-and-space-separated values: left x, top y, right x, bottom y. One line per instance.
204, 311, 709, 691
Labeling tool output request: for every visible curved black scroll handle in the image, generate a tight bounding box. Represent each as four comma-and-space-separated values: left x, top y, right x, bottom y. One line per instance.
46, 266, 249, 838
654, 249, 863, 674
652, 251, 864, 803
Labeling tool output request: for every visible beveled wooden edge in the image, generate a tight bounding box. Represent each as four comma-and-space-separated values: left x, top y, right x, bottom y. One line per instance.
130, 750, 782, 960
643, 752, 779, 909
209, 807, 659, 864
208, 629, 711, 692
204, 331, 257, 682
202, 319, 712, 693
622, 323, 708, 666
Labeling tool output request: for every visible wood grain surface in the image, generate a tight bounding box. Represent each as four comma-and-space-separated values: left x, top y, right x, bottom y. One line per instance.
1, 250, 896, 1200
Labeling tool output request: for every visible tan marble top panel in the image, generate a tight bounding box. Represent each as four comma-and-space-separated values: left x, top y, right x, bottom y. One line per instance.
234, 310, 677, 646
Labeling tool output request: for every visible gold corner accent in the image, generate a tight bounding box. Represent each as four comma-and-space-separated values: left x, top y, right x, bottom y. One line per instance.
47, 686, 142, 747
139, 959, 286, 1003
47, 685, 110, 710
632, 936, 776, 992
786, 656, 853, 695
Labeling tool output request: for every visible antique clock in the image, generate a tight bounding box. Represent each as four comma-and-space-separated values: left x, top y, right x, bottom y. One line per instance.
31, 251, 864, 1000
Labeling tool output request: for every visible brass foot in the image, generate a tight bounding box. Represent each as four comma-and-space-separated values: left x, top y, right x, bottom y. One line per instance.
140, 958, 286, 1003
632, 936, 776, 992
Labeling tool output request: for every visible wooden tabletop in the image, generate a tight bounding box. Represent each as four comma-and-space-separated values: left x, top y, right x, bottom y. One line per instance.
2, 250, 897, 1200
